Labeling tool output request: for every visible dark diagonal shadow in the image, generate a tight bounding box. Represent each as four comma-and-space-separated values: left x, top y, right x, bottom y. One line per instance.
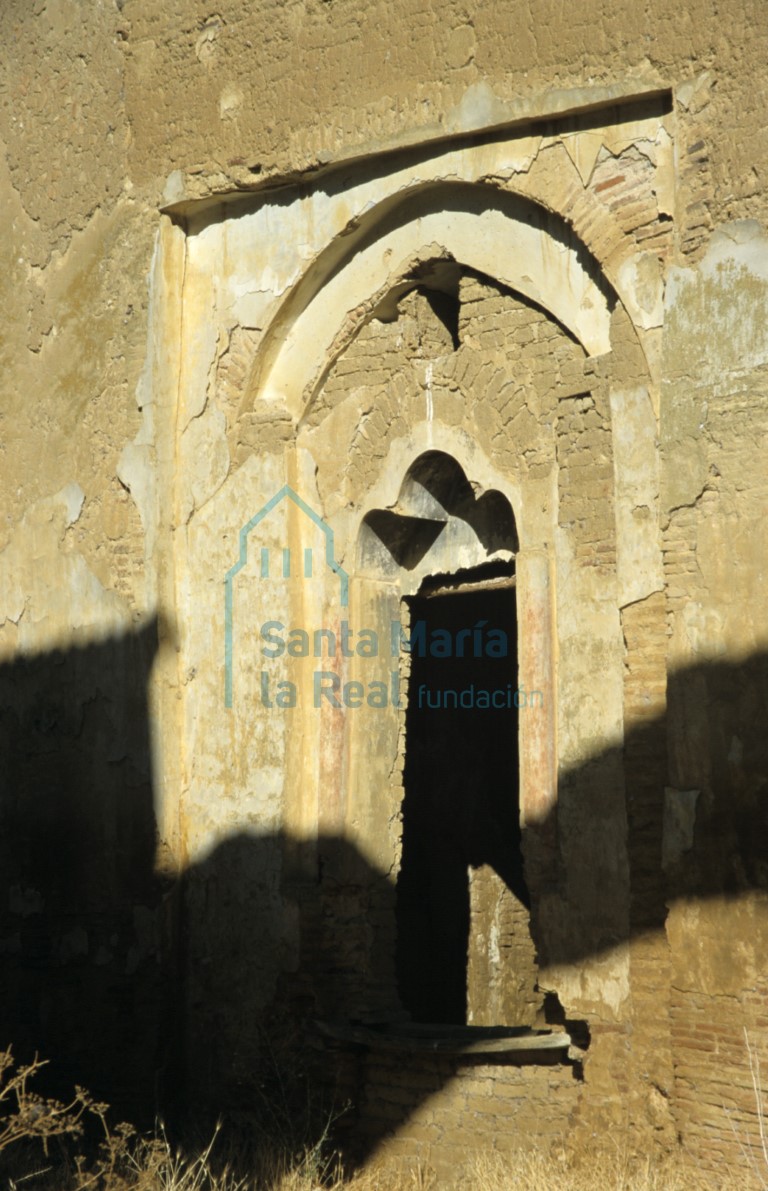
1, 632, 767, 1169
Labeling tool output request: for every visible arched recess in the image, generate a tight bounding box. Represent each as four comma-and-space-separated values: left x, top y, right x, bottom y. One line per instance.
359, 448, 518, 581
342, 445, 550, 1027
232, 176, 652, 1031
242, 181, 618, 422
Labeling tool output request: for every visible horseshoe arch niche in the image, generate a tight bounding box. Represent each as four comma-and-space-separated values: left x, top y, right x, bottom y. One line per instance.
281, 218, 633, 1037
277, 171, 649, 1031
358, 446, 535, 1028
171, 116, 666, 1093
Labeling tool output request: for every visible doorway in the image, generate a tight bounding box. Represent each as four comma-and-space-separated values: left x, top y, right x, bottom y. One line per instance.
395, 567, 530, 1024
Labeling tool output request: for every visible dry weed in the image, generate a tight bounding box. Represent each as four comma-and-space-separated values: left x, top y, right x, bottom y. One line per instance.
0, 1048, 92, 1158
3, 1037, 768, 1191
728, 1029, 768, 1191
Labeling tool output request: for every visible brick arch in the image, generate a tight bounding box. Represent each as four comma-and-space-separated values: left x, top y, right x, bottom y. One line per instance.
508, 139, 668, 344
241, 181, 622, 423
512, 140, 648, 283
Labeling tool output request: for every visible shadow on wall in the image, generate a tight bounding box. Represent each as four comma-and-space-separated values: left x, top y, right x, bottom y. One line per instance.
0, 621, 170, 1123
0, 625, 767, 1151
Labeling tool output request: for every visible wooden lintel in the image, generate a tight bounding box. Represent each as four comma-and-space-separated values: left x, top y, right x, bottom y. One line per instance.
314, 1020, 570, 1057
422, 575, 517, 599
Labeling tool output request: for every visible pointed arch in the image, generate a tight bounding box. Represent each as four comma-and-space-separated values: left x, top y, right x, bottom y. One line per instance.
242, 182, 616, 422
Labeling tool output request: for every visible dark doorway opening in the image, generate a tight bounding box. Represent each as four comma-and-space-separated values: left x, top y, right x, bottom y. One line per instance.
395, 569, 530, 1025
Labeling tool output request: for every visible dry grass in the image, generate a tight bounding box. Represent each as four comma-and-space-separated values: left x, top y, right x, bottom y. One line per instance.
0, 1131, 758, 1191
459, 1147, 753, 1191
731, 1029, 768, 1191
3, 1135, 755, 1191
2, 1041, 767, 1191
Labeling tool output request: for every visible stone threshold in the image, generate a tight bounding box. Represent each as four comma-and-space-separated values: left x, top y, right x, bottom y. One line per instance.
314, 1020, 572, 1060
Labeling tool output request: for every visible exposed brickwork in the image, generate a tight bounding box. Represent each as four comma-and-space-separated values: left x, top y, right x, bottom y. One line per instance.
590, 145, 673, 259
72, 475, 147, 610
622, 590, 672, 1139
345, 1050, 581, 1182
676, 80, 717, 260
302, 273, 588, 516
671, 984, 768, 1174
468, 866, 540, 1028
214, 325, 295, 466
623, 592, 669, 927
556, 392, 616, 573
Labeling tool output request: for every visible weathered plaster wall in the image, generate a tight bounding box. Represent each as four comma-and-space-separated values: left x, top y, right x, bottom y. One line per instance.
2, 0, 768, 1176
118, 0, 767, 238
168, 98, 667, 1155
660, 220, 768, 1172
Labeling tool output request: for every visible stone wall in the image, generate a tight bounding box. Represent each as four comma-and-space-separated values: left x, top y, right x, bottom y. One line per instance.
2, 0, 768, 1177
